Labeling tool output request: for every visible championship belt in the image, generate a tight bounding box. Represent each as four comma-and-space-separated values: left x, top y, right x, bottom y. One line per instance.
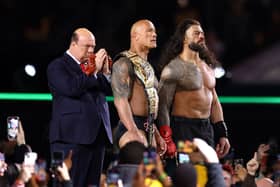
121, 51, 159, 147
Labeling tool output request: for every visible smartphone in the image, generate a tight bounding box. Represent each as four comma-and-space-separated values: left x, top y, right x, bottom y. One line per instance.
36, 158, 47, 170
143, 150, 157, 174
106, 170, 123, 187
51, 151, 64, 169
35, 159, 47, 182
178, 152, 190, 164
7, 116, 20, 141
0, 152, 6, 174
0, 152, 4, 161
24, 152, 38, 165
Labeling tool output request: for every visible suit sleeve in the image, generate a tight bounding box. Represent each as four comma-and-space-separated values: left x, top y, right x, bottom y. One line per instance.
96, 73, 113, 96
47, 59, 102, 97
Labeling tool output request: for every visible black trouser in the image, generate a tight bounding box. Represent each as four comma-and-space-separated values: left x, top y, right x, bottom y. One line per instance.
171, 116, 214, 147
50, 125, 108, 187
165, 116, 214, 179
115, 115, 148, 146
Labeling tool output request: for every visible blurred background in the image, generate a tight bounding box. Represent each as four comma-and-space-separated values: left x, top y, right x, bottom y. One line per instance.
0, 0, 279, 161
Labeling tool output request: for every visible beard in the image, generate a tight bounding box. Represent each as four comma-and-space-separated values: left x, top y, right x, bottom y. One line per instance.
188, 42, 218, 67
188, 42, 207, 52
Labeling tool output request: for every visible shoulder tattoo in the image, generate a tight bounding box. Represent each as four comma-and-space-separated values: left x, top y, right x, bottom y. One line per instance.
111, 57, 134, 99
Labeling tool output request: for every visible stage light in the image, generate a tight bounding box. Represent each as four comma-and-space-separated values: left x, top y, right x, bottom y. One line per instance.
24, 64, 36, 77
214, 66, 225, 79
0, 93, 280, 104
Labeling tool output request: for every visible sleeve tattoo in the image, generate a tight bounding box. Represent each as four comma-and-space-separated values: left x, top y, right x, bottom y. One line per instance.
157, 67, 177, 126
111, 58, 133, 99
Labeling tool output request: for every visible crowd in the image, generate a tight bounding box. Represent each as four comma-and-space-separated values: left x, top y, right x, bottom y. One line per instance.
0, 119, 279, 187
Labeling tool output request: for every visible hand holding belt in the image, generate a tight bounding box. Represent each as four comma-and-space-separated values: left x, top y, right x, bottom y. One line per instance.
145, 114, 155, 148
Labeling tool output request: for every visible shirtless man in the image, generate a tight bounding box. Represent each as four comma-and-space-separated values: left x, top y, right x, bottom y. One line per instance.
157, 18, 230, 158
111, 19, 166, 155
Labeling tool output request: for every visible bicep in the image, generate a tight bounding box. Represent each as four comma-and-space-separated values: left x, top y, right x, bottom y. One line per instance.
111, 59, 133, 99
158, 66, 177, 106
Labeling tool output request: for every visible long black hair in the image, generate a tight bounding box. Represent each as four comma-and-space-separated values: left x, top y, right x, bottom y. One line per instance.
158, 18, 200, 73
158, 18, 219, 73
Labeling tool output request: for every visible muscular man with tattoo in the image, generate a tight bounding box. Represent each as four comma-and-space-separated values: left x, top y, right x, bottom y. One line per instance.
111, 19, 166, 155
157, 19, 230, 159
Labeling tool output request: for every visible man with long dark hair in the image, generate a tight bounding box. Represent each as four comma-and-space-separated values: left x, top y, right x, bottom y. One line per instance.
157, 18, 230, 160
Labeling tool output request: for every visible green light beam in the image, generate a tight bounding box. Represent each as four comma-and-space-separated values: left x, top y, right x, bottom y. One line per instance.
0, 93, 280, 104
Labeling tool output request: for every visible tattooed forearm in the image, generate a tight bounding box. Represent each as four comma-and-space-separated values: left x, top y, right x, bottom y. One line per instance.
158, 79, 177, 126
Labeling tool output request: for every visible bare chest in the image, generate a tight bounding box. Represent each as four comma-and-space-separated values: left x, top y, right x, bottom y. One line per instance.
177, 61, 216, 90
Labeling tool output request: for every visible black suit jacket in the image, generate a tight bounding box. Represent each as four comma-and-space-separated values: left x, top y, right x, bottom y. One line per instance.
47, 53, 112, 144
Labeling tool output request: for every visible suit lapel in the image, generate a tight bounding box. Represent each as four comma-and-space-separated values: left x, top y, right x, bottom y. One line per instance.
62, 53, 82, 74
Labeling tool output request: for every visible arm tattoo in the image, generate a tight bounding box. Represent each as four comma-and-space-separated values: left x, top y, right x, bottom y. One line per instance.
111, 58, 134, 99
157, 66, 178, 126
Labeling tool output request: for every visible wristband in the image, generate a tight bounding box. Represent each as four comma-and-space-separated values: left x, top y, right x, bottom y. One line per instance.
213, 121, 228, 138
159, 172, 168, 182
